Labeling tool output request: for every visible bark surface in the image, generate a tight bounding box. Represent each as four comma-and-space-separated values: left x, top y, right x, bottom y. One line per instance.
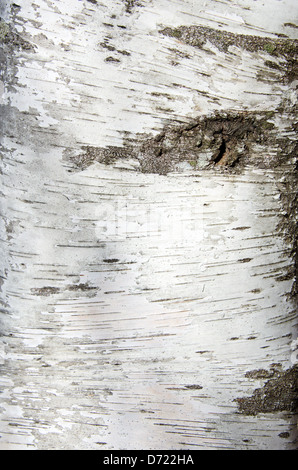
0, 0, 297, 450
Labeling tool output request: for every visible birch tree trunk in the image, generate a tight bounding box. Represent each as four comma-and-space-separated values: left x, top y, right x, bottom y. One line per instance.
0, 0, 297, 450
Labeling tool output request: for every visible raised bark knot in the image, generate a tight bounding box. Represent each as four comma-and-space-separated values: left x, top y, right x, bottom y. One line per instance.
69, 111, 277, 175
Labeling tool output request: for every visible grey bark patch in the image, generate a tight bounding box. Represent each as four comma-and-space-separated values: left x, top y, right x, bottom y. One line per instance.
70, 145, 129, 170
245, 364, 282, 380
0, 104, 58, 149
32, 283, 98, 297
0, 19, 35, 51
159, 25, 298, 83
235, 365, 298, 415
67, 283, 97, 292
122, 0, 143, 14
31, 286, 60, 296
68, 111, 279, 175
184, 384, 203, 390
105, 56, 121, 63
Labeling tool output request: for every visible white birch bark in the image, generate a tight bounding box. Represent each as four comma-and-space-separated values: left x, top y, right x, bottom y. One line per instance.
0, 0, 297, 450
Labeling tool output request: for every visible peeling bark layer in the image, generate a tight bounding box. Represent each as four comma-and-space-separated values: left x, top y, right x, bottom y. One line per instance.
0, 0, 297, 450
